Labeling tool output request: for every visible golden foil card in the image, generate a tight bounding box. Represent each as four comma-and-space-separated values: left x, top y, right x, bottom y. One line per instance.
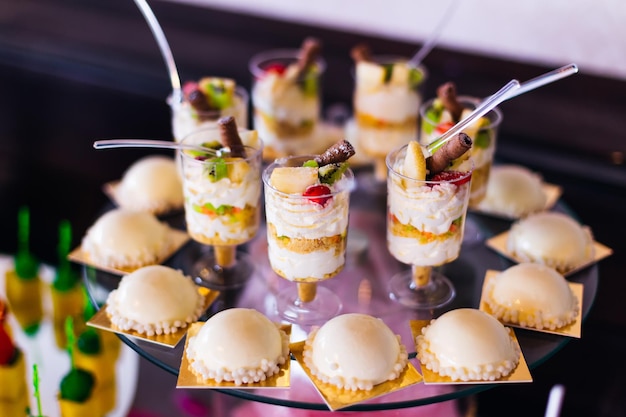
410, 320, 532, 385
67, 227, 189, 276
291, 340, 423, 411
177, 322, 292, 389
479, 269, 583, 338
87, 287, 218, 348
485, 231, 613, 277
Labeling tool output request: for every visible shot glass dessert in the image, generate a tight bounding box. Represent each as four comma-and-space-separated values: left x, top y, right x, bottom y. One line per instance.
420, 82, 502, 207
169, 77, 249, 142
263, 140, 355, 324
180, 116, 263, 289
249, 38, 325, 156
387, 135, 473, 309
350, 44, 427, 183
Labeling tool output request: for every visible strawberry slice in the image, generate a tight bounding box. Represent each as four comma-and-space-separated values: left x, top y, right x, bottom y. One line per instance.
435, 121, 454, 135
303, 184, 332, 206
429, 170, 472, 186
264, 63, 287, 76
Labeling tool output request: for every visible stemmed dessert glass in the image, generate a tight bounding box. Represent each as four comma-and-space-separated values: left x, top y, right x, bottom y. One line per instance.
179, 124, 263, 290
419, 89, 502, 244
386, 143, 473, 309
262, 155, 355, 325
348, 49, 427, 192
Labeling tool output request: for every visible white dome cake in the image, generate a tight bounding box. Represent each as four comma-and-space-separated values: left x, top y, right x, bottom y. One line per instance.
416, 308, 520, 381
186, 308, 289, 386
484, 263, 579, 331
303, 313, 408, 391
81, 208, 173, 269
114, 155, 184, 215
478, 165, 547, 218
507, 211, 594, 273
105, 265, 204, 336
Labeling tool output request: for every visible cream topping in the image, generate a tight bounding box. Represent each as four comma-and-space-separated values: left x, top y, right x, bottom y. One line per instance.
252, 70, 319, 123
81, 208, 173, 268
304, 314, 408, 391
485, 263, 579, 330
507, 212, 595, 273
106, 265, 204, 336
416, 308, 520, 381
115, 156, 184, 214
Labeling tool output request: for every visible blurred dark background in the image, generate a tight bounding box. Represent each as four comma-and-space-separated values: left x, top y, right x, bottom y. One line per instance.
1, 1, 625, 416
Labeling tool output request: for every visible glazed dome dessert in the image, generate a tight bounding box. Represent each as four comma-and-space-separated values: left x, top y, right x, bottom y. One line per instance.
416, 308, 520, 381
186, 308, 289, 386
478, 165, 547, 218
303, 313, 408, 391
114, 155, 184, 215
484, 263, 579, 331
507, 211, 594, 273
106, 265, 204, 336
81, 208, 174, 269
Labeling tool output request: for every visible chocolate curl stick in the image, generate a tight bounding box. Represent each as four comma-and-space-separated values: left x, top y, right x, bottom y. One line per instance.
350, 43, 372, 62
218, 116, 245, 158
426, 132, 472, 175
437, 82, 464, 122
314, 140, 355, 166
296, 37, 321, 78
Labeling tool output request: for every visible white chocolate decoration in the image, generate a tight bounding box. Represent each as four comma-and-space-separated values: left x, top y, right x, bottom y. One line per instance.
507, 211, 595, 273
416, 308, 520, 381
186, 308, 289, 386
81, 208, 174, 269
115, 155, 184, 214
477, 165, 547, 218
303, 313, 408, 391
106, 265, 204, 336
485, 263, 579, 330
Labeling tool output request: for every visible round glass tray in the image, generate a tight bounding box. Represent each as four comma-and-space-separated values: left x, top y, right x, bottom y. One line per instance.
82, 186, 598, 411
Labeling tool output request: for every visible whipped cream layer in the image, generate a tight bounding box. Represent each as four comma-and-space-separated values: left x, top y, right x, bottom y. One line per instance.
115, 156, 183, 214
417, 308, 520, 381
82, 208, 172, 268
186, 308, 289, 385
267, 239, 344, 281
304, 313, 408, 391
507, 212, 595, 273
486, 263, 579, 330
182, 156, 261, 244
106, 265, 204, 336
354, 86, 420, 124
387, 164, 470, 266
252, 73, 319, 124
355, 122, 416, 157
171, 95, 247, 142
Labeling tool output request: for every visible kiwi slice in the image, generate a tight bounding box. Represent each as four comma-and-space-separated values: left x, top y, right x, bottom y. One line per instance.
59, 368, 95, 402
204, 157, 228, 182
318, 162, 348, 185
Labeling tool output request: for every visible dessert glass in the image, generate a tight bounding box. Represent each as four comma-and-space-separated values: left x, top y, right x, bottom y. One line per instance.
351, 56, 427, 188
419, 96, 502, 207
179, 127, 263, 290
386, 144, 472, 309
249, 49, 326, 156
263, 155, 354, 325
169, 86, 249, 143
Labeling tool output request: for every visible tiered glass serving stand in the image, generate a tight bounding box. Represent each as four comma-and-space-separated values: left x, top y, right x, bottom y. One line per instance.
82, 174, 598, 412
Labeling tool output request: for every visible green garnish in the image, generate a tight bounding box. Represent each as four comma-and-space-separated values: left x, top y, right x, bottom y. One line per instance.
77, 329, 102, 355
203, 81, 233, 110
15, 206, 39, 280
53, 220, 79, 291
383, 63, 394, 83
59, 369, 95, 402
32, 364, 43, 417
302, 160, 318, 168
409, 67, 424, 88
423, 105, 444, 135
203, 157, 228, 182
474, 130, 492, 149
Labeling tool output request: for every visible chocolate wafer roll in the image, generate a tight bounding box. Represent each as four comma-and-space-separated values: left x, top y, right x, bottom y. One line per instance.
218, 116, 246, 158
350, 43, 372, 62
296, 37, 321, 77
437, 82, 464, 122
314, 140, 355, 166
426, 133, 472, 175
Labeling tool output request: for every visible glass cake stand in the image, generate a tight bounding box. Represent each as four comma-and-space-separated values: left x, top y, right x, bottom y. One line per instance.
82, 185, 599, 412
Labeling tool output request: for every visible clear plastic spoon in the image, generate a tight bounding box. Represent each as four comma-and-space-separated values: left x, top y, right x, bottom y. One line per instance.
544, 384, 566, 417
426, 79, 520, 154
504, 63, 578, 101
93, 139, 220, 156
409, 0, 460, 68
133, 0, 182, 103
